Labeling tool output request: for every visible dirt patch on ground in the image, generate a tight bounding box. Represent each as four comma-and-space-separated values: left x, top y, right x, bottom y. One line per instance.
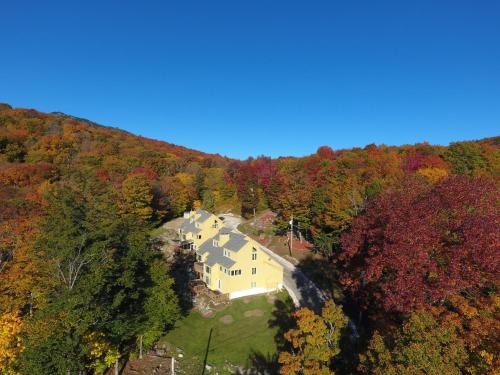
243, 309, 264, 318
117, 354, 172, 375
266, 294, 277, 305
242, 297, 251, 304
219, 314, 234, 324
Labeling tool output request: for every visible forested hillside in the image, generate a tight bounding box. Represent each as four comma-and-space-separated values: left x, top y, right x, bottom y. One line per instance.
0, 104, 498, 374
0, 104, 236, 374
227, 136, 499, 373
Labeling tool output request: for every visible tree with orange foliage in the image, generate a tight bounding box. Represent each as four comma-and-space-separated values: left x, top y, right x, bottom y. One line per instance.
279, 300, 348, 375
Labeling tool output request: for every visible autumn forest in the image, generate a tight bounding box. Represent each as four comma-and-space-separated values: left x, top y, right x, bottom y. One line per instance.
0, 104, 498, 374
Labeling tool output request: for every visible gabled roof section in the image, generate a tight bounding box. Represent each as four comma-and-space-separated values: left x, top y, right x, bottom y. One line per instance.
195, 209, 212, 223
223, 231, 248, 252
205, 247, 236, 268
198, 237, 218, 255
180, 220, 201, 234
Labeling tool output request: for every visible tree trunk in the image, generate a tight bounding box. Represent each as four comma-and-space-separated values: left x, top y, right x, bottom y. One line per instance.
114, 360, 119, 375
139, 335, 143, 359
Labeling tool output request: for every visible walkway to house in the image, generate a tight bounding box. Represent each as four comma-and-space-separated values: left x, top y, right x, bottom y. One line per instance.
218, 213, 326, 311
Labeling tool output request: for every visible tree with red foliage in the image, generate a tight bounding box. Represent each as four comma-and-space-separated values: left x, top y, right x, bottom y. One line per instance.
340, 176, 499, 315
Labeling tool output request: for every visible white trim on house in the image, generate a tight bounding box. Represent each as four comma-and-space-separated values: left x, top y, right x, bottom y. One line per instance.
229, 286, 283, 300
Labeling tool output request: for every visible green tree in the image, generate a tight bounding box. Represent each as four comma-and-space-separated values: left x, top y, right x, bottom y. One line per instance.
359, 310, 468, 375
17, 180, 179, 374
201, 190, 216, 212
142, 259, 180, 350
444, 141, 488, 176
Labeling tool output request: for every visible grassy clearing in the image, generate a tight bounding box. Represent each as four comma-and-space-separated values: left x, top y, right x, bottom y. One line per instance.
150, 225, 167, 238
161, 291, 293, 369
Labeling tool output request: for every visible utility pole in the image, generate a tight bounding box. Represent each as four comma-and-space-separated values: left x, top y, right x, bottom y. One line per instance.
289, 215, 293, 256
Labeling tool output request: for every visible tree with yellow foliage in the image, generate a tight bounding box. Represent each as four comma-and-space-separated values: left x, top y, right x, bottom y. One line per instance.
0, 311, 23, 375
120, 174, 154, 222
278, 300, 348, 375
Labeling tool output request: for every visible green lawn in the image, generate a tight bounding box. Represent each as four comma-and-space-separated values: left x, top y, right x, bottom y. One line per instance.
161, 291, 293, 369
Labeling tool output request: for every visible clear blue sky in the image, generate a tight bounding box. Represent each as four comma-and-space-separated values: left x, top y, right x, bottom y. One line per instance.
1, 1, 499, 159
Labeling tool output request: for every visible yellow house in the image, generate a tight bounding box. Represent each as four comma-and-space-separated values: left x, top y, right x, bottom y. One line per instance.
179, 209, 284, 299
178, 209, 222, 250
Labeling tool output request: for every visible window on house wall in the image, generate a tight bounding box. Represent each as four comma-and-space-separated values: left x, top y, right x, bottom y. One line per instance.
251, 282, 256, 288
198, 235, 202, 239
219, 266, 222, 271
223, 249, 231, 258
205, 266, 210, 274
252, 268, 257, 275
252, 253, 257, 260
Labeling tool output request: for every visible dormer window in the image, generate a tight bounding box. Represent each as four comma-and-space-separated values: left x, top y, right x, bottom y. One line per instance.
223, 249, 231, 258
213, 239, 219, 247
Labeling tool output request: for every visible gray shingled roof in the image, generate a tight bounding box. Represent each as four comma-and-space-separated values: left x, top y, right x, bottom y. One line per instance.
195, 209, 212, 223
224, 232, 248, 252
197, 231, 247, 269
180, 220, 201, 234
205, 247, 236, 268
197, 237, 218, 256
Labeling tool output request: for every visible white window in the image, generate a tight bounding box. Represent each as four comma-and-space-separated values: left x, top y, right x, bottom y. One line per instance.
251, 282, 256, 288
252, 267, 257, 275
223, 249, 231, 258
252, 253, 257, 260
213, 240, 219, 247
205, 266, 211, 274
